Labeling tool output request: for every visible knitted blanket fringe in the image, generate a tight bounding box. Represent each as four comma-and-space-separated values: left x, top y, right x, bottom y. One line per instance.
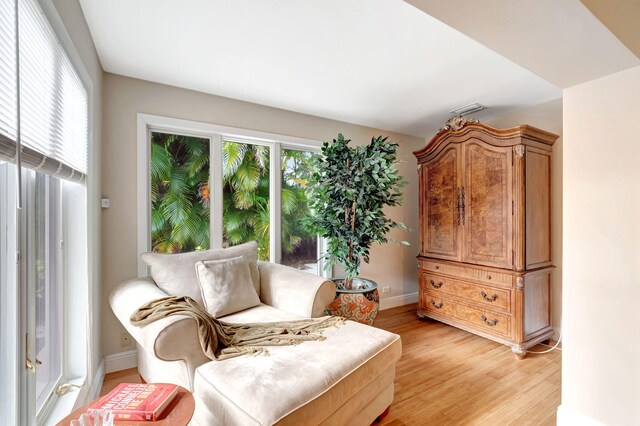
130, 296, 345, 360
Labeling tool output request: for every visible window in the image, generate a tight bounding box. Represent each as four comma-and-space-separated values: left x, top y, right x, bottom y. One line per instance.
0, 161, 18, 426
140, 116, 325, 275
150, 132, 210, 253
30, 172, 62, 411
222, 140, 271, 260
0, 0, 90, 423
280, 148, 319, 274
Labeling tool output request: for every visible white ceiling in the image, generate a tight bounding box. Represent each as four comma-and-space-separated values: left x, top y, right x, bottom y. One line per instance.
405, 0, 640, 89
80, 0, 564, 137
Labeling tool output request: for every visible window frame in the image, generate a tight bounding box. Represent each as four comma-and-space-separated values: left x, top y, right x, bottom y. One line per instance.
0, 161, 19, 426
0, 0, 95, 424
137, 114, 327, 277
25, 171, 64, 416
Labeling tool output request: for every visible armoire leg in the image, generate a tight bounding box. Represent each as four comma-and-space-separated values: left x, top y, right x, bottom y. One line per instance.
512, 345, 527, 360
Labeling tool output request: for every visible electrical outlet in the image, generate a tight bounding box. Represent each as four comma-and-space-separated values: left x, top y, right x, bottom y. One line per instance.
382, 286, 391, 294
120, 332, 132, 347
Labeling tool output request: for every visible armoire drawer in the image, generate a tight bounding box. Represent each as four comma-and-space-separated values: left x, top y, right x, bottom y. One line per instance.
421, 260, 512, 287
422, 292, 511, 338
421, 273, 511, 312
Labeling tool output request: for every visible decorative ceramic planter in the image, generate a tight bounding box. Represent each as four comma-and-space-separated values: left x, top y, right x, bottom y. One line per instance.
325, 277, 380, 325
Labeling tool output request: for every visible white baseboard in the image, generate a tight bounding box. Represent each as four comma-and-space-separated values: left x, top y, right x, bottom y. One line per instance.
379, 292, 418, 310
104, 349, 138, 374
557, 405, 604, 426
89, 360, 105, 400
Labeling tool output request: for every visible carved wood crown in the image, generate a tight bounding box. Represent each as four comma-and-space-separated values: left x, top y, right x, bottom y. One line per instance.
413, 118, 558, 161
439, 116, 479, 133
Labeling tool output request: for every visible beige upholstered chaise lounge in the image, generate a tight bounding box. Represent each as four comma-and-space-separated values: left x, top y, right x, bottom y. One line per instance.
110, 242, 402, 425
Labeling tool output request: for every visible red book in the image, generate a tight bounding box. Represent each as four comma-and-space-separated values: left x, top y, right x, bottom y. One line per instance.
88, 383, 179, 421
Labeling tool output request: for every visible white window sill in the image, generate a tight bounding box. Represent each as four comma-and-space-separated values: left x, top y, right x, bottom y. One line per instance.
40, 376, 88, 426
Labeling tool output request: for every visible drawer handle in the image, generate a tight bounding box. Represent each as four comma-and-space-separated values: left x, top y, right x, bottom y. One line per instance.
481, 315, 499, 327
430, 300, 443, 309
434, 265, 440, 270
430, 279, 444, 289
486, 275, 492, 280
480, 291, 498, 302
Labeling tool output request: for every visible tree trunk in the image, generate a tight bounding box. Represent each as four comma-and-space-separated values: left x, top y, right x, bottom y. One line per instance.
342, 277, 353, 290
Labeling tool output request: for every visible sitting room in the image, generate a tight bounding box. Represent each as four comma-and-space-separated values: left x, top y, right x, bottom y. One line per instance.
0, 0, 638, 425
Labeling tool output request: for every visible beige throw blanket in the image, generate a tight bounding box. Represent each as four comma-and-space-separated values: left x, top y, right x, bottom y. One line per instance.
130, 296, 345, 360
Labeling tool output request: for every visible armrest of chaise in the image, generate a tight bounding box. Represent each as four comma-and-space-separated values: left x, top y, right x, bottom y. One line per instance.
258, 261, 336, 318
109, 277, 209, 367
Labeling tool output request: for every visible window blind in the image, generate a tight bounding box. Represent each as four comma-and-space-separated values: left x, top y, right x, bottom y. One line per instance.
0, 0, 88, 184
0, 0, 17, 143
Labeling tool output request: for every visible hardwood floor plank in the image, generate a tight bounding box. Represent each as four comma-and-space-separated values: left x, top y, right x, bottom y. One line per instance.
374, 304, 561, 425
100, 367, 141, 396
101, 303, 561, 424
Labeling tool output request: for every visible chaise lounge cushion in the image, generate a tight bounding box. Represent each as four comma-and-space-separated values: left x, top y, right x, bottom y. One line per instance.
191, 308, 402, 425
140, 241, 260, 306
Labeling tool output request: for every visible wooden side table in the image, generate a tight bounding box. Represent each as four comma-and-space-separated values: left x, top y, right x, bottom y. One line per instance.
56, 385, 194, 426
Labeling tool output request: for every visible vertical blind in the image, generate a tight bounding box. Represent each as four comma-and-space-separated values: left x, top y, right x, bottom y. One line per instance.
0, 0, 88, 183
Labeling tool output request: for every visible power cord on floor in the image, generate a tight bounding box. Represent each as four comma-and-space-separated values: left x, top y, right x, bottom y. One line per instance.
527, 320, 562, 354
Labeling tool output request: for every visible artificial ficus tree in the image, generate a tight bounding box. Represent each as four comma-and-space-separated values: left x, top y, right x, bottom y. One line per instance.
307, 134, 408, 290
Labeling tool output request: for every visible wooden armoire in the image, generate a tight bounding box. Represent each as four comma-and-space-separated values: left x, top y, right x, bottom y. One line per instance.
413, 117, 558, 359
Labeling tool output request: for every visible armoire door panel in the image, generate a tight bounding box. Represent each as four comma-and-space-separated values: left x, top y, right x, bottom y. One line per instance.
424, 146, 461, 260
525, 150, 552, 268
462, 142, 513, 268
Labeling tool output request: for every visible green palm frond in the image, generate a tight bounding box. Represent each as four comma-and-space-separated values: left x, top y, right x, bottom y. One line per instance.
185, 153, 209, 178
254, 145, 269, 170
151, 208, 167, 233
151, 142, 172, 180
181, 136, 208, 156
222, 142, 247, 179
223, 209, 246, 232
232, 189, 256, 210
233, 159, 260, 192
170, 208, 201, 244
169, 167, 189, 195
162, 192, 192, 226
151, 179, 159, 204
281, 188, 298, 214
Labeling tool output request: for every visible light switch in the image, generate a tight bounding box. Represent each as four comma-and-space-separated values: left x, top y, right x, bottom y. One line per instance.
101, 198, 110, 208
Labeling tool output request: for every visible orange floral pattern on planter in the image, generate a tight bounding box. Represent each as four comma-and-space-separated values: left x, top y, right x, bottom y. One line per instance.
325, 289, 380, 325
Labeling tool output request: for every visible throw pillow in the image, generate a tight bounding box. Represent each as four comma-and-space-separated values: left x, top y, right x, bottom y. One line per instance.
140, 241, 260, 306
195, 256, 261, 318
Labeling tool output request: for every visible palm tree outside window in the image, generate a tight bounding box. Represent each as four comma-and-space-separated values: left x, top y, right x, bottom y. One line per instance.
150, 131, 320, 273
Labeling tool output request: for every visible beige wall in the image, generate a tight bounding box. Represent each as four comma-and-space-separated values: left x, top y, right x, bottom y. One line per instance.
486, 98, 563, 334
101, 73, 424, 357
559, 66, 640, 425
52, 0, 103, 386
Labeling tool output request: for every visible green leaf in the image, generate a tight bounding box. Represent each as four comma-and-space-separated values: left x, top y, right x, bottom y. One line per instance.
281, 188, 298, 214
305, 133, 409, 281
222, 141, 247, 179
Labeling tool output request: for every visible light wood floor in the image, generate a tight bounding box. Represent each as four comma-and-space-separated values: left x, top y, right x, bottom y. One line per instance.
102, 303, 561, 424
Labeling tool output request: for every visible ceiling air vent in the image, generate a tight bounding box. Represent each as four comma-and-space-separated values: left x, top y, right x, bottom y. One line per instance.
449, 103, 485, 116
